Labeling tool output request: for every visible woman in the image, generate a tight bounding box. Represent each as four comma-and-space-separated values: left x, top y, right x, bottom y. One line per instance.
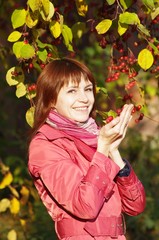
28, 58, 146, 240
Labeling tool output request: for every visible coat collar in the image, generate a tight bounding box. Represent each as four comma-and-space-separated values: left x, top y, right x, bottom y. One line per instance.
37, 124, 96, 162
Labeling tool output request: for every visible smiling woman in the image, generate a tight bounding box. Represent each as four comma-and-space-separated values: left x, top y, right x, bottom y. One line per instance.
53, 78, 94, 123
28, 57, 146, 240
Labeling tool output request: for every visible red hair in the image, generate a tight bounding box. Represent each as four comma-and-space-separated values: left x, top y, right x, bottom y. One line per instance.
30, 58, 96, 139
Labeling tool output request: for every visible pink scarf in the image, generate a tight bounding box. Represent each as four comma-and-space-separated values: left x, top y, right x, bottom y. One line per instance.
46, 109, 98, 148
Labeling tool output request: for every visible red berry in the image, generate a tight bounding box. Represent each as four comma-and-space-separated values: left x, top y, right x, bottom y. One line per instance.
116, 108, 122, 116
136, 105, 142, 111
47, 52, 52, 57
135, 119, 140, 123
29, 63, 34, 69
131, 107, 136, 114
40, 63, 45, 69
24, 39, 29, 44
138, 113, 144, 120
106, 116, 114, 123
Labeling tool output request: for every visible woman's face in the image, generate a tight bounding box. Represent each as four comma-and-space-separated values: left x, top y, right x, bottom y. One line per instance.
54, 77, 95, 123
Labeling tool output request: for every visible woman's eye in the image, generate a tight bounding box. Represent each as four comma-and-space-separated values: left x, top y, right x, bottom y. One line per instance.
86, 87, 93, 92
67, 89, 76, 93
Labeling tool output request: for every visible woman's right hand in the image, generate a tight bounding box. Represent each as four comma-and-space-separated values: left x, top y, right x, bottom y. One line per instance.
97, 104, 133, 157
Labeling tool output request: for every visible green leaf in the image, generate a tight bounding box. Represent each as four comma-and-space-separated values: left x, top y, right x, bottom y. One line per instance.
138, 49, 154, 70
20, 44, 35, 59
119, 0, 133, 10
37, 48, 48, 62
62, 25, 73, 47
11, 9, 27, 29
40, 1, 55, 21
26, 107, 35, 127
37, 39, 48, 48
119, 12, 140, 25
72, 22, 87, 39
26, 90, 36, 100
8, 31, 22, 42
13, 41, 24, 59
49, 20, 62, 38
118, 22, 128, 35
107, 110, 117, 118
146, 84, 158, 97
6, 66, 24, 86
16, 82, 27, 98
148, 42, 159, 55
36, 40, 59, 58
95, 19, 112, 34
142, 0, 155, 11
96, 87, 108, 95
137, 24, 150, 36
27, 0, 41, 12
106, 0, 116, 5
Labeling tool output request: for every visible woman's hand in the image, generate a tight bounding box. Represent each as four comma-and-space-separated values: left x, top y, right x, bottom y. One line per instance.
97, 104, 133, 160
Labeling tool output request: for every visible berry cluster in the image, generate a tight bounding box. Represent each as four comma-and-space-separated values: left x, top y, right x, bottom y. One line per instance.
27, 84, 36, 92
125, 80, 137, 90
11, 70, 22, 77
105, 55, 137, 83
106, 115, 114, 123
99, 36, 107, 49
105, 105, 144, 124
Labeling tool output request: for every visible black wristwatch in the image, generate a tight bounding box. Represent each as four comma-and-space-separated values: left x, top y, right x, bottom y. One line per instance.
117, 159, 131, 177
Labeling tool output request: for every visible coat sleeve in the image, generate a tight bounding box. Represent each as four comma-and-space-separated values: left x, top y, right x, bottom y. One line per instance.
115, 166, 146, 216
28, 137, 120, 220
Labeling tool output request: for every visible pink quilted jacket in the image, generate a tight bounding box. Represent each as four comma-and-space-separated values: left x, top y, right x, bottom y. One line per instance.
28, 124, 146, 240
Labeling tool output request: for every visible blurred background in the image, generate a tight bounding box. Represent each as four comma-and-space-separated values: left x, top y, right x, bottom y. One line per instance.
0, 0, 159, 239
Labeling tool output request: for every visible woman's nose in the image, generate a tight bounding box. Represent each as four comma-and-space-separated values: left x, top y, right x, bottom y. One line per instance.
77, 91, 88, 102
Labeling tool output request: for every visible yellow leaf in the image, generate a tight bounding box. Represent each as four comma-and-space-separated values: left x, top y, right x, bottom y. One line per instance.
8, 185, 20, 198
138, 49, 154, 70
10, 197, 20, 214
0, 172, 13, 189
8, 31, 22, 42
20, 219, 26, 227
95, 19, 112, 34
28, 0, 41, 12
16, 82, 27, 98
40, 1, 55, 21
75, 0, 88, 17
49, 20, 62, 38
26, 107, 35, 127
118, 22, 128, 36
0, 161, 9, 172
6, 66, 24, 86
7, 229, 17, 240
0, 198, 10, 212
20, 186, 30, 205
26, 11, 39, 28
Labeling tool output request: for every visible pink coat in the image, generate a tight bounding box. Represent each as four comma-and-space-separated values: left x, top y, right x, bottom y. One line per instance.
28, 124, 146, 240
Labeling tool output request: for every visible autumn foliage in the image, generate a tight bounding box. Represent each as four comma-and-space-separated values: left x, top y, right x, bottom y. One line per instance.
1, 0, 159, 239
5, 0, 159, 126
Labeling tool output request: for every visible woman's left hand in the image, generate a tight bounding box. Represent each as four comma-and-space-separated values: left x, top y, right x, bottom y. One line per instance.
108, 104, 133, 153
